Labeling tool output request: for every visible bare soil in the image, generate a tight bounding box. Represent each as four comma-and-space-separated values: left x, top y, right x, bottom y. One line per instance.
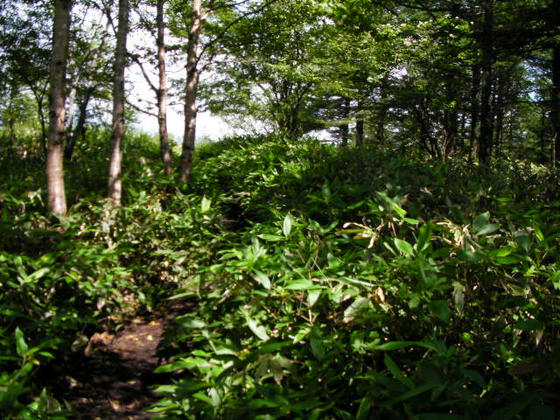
54, 302, 193, 419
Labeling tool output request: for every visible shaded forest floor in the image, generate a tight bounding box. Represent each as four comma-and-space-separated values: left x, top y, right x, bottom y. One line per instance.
49, 301, 195, 419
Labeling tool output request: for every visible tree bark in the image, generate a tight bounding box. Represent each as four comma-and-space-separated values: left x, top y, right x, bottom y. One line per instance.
469, 65, 481, 160
108, 0, 129, 204
178, 0, 203, 184
340, 97, 350, 146
46, 0, 72, 216
157, 0, 173, 175
65, 71, 80, 132
477, 0, 494, 166
65, 89, 92, 160
552, 44, 560, 167
355, 99, 364, 147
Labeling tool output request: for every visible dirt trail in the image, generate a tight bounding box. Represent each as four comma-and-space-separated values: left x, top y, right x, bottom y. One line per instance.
56, 302, 192, 420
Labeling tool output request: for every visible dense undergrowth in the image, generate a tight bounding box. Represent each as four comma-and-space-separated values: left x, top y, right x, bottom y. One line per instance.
1, 132, 559, 418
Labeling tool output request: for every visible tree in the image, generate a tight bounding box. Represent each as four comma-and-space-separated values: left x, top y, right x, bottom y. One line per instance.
65, 14, 113, 160
107, 0, 129, 204
203, 0, 325, 137
177, 0, 204, 183
157, 0, 173, 175
46, 0, 72, 216
0, 0, 52, 153
131, 0, 173, 174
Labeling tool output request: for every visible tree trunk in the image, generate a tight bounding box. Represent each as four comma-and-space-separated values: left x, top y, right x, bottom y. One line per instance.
477, 0, 494, 166
178, 0, 203, 184
65, 71, 80, 132
376, 75, 389, 145
46, 0, 72, 216
552, 44, 560, 167
493, 72, 508, 159
65, 90, 92, 160
157, 0, 172, 175
108, 0, 129, 204
340, 97, 350, 146
36, 90, 48, 156
469, 65, 481, 160
355, 99, 364, 147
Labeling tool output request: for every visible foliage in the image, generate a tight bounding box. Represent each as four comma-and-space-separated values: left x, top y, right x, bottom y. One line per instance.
2, 129, 560, 417
149, 135, 560, 418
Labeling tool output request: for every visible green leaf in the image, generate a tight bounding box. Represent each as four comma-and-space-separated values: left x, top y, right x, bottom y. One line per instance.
514, 232, 532, 253
285, 279, 314, 290
374, 340, 445, 353
384, 354, 414, 388
283, 214, 293, 237
257, 234, 285, 242
388, 382, 436, 405
394, 238, 414, 257
416, 222, 433, 253
248, 319, 269, 341
310, 332, 326, 361
178, 318, 207, 329
429, 300, 451, 324
200, 196, 211, 213
15, 327, 28, 358
253, 270, 271, 289
356, 396, 372, 420
307, 289, 321, 307
343, 297, 372, 323
472, 212, 490, 230
475, 223, 500, 236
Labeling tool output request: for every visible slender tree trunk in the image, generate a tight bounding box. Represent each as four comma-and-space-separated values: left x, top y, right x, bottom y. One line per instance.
552, 44, 560, 167
355, 99, 364, 147
493, 72, 507, 159
157, 0, 172, 175
477, 0, 494, 166
376, 75, 389, 145
178, 0, 203, 184
340, 97, 350, 146
65, 91, 91, 160
7, 85, 17, 154
108, 0, 129, 204
469, 65, 481, 160
46, 0, 72, 216
66, 71, 80, 132
37, 92, 48, 155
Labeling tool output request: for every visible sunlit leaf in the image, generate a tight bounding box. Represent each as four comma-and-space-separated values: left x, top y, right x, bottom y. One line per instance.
248, 319, 269, 341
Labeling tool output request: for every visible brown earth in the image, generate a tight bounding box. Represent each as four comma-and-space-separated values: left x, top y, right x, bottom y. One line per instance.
55, 302, 193, 419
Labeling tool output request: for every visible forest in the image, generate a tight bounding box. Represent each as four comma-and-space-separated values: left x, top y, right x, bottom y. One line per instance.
1, 0, 559, 418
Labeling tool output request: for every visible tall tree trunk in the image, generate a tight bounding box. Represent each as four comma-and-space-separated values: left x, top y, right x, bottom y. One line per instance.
355, 99, 364, 147
178, 0, 203, 184
376, 75, 389, 145
108, 0, 129, 204
552, 44, 560, 167
157, 0, 172, 175
493, 72, 508, 159
65, 71, 80, 132
65, 90, 92, 160
469, 65, 481, 160
36, 90, 48, 156
477, 0, 494, 166
340, 97, 350, 146
46, 0, 72, 216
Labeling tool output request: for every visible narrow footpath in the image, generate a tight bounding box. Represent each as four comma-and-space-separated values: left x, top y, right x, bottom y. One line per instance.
54, 302, 192, 419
